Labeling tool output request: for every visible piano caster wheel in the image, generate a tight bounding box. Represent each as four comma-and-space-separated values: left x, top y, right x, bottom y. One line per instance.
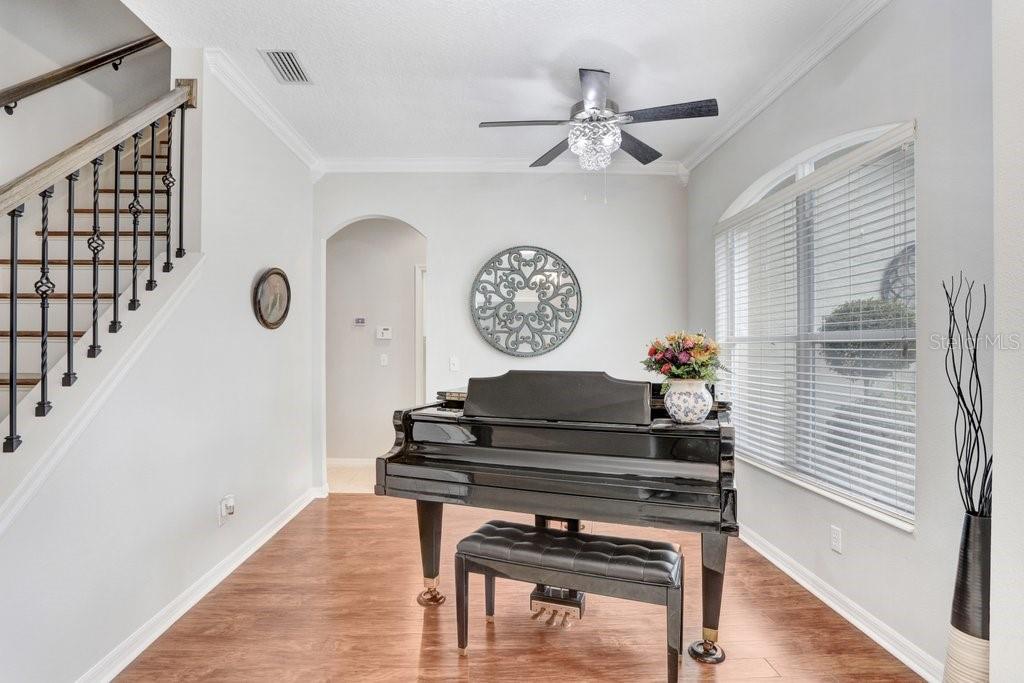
485, 615, 494, 623
687, 639, 726, 664
458, 647, 467, 657
417, 578, 446, 607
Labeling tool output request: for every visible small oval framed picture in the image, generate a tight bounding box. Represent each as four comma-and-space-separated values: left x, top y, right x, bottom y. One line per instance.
252, 267, 291, 329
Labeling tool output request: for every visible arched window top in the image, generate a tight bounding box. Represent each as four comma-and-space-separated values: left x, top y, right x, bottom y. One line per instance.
719, 124, 902, 221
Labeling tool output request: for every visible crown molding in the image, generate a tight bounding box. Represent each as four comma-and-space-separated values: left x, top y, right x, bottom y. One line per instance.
682, 0, 892, 171
204, 48, 320, 172
314, 156, 690, 185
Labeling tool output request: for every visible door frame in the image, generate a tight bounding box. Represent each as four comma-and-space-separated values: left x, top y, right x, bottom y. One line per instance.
414, 263, 427, 404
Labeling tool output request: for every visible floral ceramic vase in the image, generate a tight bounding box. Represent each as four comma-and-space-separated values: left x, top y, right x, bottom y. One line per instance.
664, 379, 713, 424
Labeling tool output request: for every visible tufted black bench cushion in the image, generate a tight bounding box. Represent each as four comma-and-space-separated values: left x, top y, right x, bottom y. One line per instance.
457, 520, 681, 586
455, 519, 685, 682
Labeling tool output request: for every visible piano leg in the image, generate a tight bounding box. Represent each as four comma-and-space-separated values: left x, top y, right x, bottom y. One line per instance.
688, 532, 728, 663
416, 500, 445, 607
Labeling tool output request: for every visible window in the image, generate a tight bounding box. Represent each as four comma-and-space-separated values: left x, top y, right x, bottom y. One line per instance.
714, 123, 917, 521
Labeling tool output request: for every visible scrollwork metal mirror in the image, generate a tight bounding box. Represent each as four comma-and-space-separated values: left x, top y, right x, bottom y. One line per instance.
469, 245, 581, 357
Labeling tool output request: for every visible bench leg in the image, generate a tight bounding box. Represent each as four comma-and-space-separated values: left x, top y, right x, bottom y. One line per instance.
667, 585, 683, 683
455, 554, 469, 655
485, 574, 495, 622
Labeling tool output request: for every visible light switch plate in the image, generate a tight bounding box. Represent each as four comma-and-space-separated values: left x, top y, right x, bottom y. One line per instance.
353, 317, 367, 327
449, 355, 459, 372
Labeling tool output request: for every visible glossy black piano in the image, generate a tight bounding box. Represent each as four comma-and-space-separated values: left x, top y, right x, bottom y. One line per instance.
375, 370, 738, 663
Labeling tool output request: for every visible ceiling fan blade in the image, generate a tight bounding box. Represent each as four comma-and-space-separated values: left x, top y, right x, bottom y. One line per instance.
619, 131, 662, 165
579, 68, 609, 112
479, 120, 567, 127
623, 98, 719, 124
529, 138, 569, 167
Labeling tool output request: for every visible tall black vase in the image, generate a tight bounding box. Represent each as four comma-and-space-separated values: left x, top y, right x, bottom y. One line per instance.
944, 512, 990, 682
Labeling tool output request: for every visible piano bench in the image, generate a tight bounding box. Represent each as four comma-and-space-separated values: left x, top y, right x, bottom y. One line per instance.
454, 520, 684, 683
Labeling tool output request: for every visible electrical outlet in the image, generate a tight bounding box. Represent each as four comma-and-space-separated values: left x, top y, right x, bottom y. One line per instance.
449, 355, 459, 372
380, 353, 389, 367
219, 494, 236, 526
829, 524, 842, 554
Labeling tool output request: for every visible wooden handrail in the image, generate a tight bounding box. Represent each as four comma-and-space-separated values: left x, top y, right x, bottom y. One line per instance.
0, 84, 192, 217
1, 34, 164, 115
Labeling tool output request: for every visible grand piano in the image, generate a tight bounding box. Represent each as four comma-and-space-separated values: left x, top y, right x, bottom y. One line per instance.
375, 370, 738, 663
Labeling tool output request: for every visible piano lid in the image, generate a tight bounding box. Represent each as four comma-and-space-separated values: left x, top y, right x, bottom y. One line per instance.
461, 370, 652, 425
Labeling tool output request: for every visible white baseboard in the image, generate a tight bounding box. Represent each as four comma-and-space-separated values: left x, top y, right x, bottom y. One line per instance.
740, 526, 943, 682
77, 486, 320, 682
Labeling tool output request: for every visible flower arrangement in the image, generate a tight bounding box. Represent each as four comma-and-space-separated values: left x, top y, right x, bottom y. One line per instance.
642, 331, 723, 388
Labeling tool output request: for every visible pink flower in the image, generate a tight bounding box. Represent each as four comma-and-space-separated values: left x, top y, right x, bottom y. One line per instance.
655, 352, 665, 362
660, 363, 671, 375
647, 345, 658, 357
678, 350, 692, 364
682, 337, 696, 350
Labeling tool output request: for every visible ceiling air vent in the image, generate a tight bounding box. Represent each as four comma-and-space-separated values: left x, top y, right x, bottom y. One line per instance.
260, 50, 311, 84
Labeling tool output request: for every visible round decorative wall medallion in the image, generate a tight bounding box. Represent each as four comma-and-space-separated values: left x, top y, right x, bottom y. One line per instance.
469, 245, 581, 357
252, 267, 291, 329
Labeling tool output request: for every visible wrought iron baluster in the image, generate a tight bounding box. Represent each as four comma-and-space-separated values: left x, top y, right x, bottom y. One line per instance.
109, 143, 123, 333
35, 187, 55, 416
145, 121, 158, 291
62, 171, 78, 387
87, 156, 104, 357
128, 132, 142, 311
176, 104, 186, 259
4, 204, 24, 452
162, 111, 176, 272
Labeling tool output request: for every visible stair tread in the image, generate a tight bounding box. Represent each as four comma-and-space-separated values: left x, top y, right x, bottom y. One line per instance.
114, 153, 168, 160
36, 230, 169, 237
73, 208, 169, 214
0, 374, 42, 387
0, 259, 152, 266
0, 330, 85, 339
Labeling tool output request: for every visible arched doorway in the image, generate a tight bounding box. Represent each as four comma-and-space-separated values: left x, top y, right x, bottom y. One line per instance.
325, 217, 426, 491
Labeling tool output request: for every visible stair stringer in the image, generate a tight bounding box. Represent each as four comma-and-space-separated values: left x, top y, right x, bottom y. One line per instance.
0, 253, 206, 537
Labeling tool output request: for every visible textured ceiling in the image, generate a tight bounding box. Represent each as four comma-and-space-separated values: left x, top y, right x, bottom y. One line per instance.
123, 0, 859, 168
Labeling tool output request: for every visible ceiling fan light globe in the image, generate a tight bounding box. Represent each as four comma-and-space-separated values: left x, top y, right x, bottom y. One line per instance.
577, 146, 612, 171
568, 121, 621, 170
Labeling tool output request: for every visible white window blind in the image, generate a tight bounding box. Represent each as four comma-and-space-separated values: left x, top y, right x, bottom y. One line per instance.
715, 124, 917, 520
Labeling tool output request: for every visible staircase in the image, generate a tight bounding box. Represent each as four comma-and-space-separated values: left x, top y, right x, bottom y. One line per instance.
0, 82, 195, 450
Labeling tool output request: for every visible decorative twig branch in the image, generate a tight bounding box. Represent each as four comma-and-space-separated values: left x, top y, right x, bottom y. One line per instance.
942, 272, 993, 516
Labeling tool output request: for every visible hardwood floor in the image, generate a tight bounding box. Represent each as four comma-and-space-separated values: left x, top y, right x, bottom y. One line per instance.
118, 494, 920, 682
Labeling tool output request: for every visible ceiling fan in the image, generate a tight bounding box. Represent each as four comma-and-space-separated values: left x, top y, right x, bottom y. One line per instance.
479, 68, 719, 170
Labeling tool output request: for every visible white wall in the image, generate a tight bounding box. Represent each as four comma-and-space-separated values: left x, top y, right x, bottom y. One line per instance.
326, 218, 426, 461
685, 0, 991, 674
0, 0, 170, 185
0, 55, 315, 681
315, 172, 688, 412
990, 0, 1024, 678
